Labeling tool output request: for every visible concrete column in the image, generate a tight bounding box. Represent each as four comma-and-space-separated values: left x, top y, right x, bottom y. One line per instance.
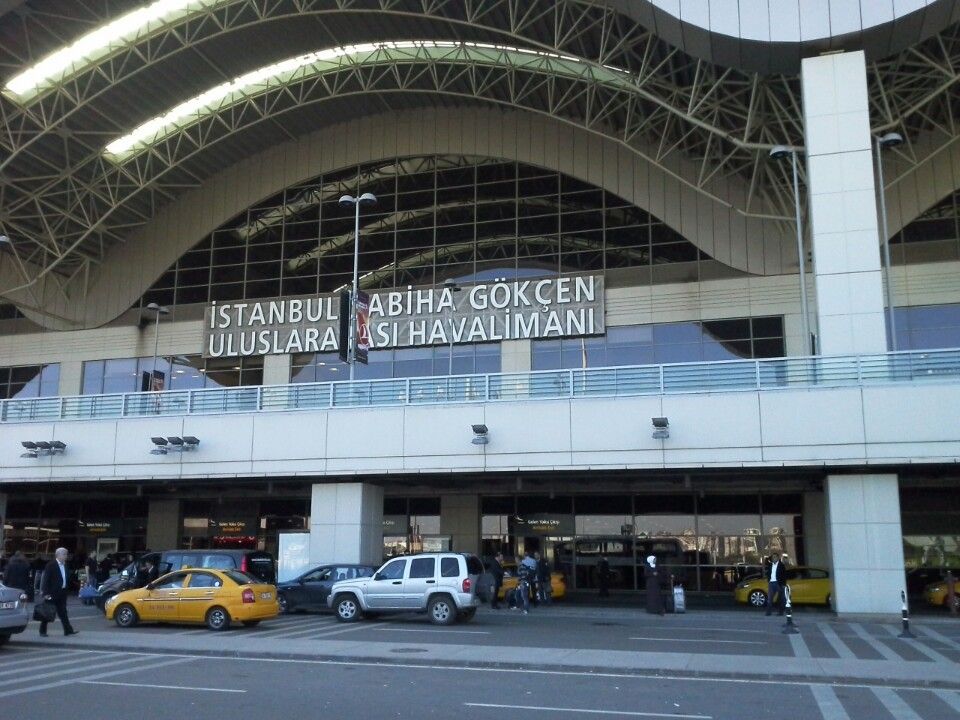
801, 51, 887, 355
0, 493, 7, 556
262, 354, 292, 385
59, 360, 83, 396
802, 491, 829, 569
440, 494, 480, 554
310, 483, 383, 566
500, 339, 532, 373
825, 474, 905, 615
146, 499, 180, 551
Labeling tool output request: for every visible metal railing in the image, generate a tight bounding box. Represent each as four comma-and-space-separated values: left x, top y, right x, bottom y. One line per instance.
2, 348, 959, 423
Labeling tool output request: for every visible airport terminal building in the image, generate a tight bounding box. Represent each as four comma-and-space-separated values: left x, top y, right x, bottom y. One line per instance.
1, 0, 959, 615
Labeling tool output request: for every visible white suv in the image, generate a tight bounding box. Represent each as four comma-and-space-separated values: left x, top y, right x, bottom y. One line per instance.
328, 552, 483, 625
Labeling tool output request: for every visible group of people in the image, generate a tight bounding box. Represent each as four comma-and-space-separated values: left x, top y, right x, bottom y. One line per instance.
486, 551, 552, 614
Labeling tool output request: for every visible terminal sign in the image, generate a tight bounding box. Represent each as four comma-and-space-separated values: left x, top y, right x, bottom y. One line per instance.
203, 275, 604, 358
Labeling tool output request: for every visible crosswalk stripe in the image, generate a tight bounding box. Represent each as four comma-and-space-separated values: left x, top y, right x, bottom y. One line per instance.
848, 624, 902, 661
788, 632, 811, 658
815, 623, 856, 659
871, 688, 923, 720
0, 656, 193, 699
809, 685, 851, 720
933, 690, 960, 712
251, 618, 336, 639
914, 626, 960, 653
0, 651, 122, 678
0, 652, 141, 687
880, 625, 954, 664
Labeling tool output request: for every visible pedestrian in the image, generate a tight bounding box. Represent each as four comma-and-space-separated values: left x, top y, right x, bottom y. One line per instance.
535, 551, 552, 605
765, 553, 786, 616
84, 551, 99, 589
489, 552, 505, 609
38, 547, 78, 637
515, 552, 537, 614
597, 555, 610, 598
2, 550, 30, 593
644, 555, 665, 615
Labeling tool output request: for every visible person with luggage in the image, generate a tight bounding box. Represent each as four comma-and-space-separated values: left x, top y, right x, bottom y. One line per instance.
644, 555, 666, 615
488, 552, 505, 609
38, 548, 78, 637
513, 552, 538, 614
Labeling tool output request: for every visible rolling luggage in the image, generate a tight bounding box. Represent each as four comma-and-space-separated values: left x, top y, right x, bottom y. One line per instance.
79, 584, 99, 605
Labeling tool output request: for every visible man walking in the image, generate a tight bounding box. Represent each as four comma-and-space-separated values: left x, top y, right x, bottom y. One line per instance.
535, 551, 552, 605
765, 553, 786, 616
2, 550, 30, 593
85, 551, 99, 590
489, 552, 505, 609
39, 548, 78, 637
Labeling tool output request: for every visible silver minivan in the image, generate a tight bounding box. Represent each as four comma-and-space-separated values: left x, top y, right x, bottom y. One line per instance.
328, 552, 483, 625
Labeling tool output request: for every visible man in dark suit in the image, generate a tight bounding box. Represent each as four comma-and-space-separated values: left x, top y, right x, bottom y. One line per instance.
488, 553, 505, 609
765, 553, 787, 616
39, 547, 78, 637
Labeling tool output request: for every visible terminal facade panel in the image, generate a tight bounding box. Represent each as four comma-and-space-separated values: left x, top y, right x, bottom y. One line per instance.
1, 1, 960, 616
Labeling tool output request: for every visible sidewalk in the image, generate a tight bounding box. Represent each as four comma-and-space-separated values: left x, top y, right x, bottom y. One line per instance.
13, 601, 960, 689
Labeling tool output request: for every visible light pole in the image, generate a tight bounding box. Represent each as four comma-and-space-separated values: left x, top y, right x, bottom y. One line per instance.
145, 302, 170, 391
338, 192, 377, 380
770, 146, 812, 355
875, 132, 903, 350
443, 278, 461, 375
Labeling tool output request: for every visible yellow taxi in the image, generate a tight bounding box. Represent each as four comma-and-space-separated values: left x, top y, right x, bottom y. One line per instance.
104, 567, 278, 630
734, 567, 832, 608
499, 562, 567, 601
923, 579, 960, 611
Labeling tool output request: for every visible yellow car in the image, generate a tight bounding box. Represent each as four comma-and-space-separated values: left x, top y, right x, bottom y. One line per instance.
499, 563, 567, 601
923, 580, 960, 611
105, 567, 278, 630
734, 567, 832, 608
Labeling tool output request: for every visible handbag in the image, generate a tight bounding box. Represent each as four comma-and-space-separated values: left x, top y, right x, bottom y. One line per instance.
33, 601, 56, 622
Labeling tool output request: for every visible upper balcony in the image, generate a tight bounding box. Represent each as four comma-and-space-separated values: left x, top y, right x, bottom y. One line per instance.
1, 349, 959, 483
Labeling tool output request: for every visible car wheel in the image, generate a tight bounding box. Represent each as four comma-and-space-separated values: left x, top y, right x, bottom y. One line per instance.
825, 594, 832, 610
458, 608, 477, 623
334, 594, 361, 623
748, 589, 767, 608
205, 606, 231, 631
428, 595, 456, 626
114, 603, 139, 628
277, 594, 290, 614
242, 620, 261, 627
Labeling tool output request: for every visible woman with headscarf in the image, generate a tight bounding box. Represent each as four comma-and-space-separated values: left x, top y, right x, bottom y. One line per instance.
644, 555, 665, 615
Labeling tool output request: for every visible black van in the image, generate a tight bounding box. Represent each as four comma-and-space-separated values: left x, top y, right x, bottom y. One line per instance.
96, 549, 275, 608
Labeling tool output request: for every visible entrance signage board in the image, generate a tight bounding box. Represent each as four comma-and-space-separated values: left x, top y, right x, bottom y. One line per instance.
202, 275, 604, 358
509, 514, 575, 536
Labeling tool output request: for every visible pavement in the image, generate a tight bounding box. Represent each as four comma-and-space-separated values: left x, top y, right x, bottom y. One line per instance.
7, 598, 960, 691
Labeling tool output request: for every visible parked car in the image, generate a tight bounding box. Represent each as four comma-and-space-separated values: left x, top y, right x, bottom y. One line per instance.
734, 567, 832, 607
923, 578, 960, 611
498, 562, 567, 601
97, 549, 275, 610
0, 582, 30, 647
104, 568, 278, 630
277, 563, 376, 614
907, 567, 957, 597
328, 553, 483, 625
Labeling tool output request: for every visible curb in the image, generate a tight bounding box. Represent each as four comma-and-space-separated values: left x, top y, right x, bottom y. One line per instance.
19, 638, 960, 691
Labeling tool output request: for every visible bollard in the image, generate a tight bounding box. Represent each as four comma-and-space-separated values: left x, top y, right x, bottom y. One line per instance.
782, 584, 799, 634
948, 571, 957, 617
898, 589, 915, 638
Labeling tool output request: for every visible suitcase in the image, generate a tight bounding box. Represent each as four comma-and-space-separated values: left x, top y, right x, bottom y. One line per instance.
79, 584, 100, 605
672, 585, 686, 614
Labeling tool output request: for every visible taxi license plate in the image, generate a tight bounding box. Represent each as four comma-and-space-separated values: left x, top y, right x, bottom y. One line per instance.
0, 602, 16, 609
260, 592, 272, 600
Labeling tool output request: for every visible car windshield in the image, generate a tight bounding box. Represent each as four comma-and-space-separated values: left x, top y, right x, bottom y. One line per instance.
223, 570, 258, 585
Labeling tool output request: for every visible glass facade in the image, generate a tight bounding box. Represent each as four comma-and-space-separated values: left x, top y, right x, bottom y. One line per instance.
291, 343, 500, 383
81, 355, 262, 394
532, 317, 785, 369
480, 493, 801, 592
892, 303, 960, 350
136, 155, 725, 312
382, 497, 445, 556
0, 363, 59, 399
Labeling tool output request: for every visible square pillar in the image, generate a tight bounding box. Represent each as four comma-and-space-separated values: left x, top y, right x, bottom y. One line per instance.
825, 474, 905, 615
801, 51, 887, 355
0, 492, 7, 556
262, 353, 292, 385
802, 490, 829, 569
146, 500, 180, 551
440, 494, 480, 554
310, 483, 383, 566
59, 360, 83, 396
500, 339, 532, 373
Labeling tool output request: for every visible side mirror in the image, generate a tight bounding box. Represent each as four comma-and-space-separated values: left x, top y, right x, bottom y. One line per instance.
373, 572, 382, 581
121, 570, 129, 578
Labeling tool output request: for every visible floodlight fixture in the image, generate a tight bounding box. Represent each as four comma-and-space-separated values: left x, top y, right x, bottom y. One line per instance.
50, 440, 66, 451
150, 435, 200, 455
21, 441, 37, 450
183, 436, 200, 447
768, 145, 793, 160
652, 417, 670, 440
167, 436, 184, 446
150, 436, 169, 455
471, 424, 489, 445
878, 132, 904, 149
19, 439, 66, 457
339, 192, 378, 380
35, 441, 52, 450
0, 235, 10, 247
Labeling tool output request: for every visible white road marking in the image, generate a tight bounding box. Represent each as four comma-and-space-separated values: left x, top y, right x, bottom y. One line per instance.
933, 690, 960, 712
880, 625, 954, 664
915, 625, 960, 652
848, 623, 901, 661
0, 656, 193, 699
374, 627, 490, 634
0, 651, 124, 678
620, 626, 770, 635
80, 680, 245, 693
809, 685, 851, 720
815, 623, 856, 659
0, 653, 137, 687
629, 636, 765, 645
464, 702, 710, 719
870, 688, 923, 720
789, 632, 811, 658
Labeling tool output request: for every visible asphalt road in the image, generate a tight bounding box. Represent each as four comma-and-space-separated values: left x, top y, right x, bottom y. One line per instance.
1, 644, 958, 719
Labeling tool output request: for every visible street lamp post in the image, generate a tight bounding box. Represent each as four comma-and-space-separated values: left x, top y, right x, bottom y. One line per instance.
770, 146, 812, 355
145, 302, 170, 391
443, 278, 461, 375
338, 192, 377, 380
875, 132, 903, 350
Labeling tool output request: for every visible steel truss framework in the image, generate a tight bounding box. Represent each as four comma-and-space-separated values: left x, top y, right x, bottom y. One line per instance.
0, 0, 958, 314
